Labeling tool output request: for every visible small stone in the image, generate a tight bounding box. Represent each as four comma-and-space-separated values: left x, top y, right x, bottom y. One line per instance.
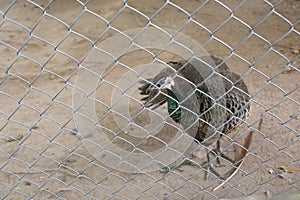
268, 168, 274, 174
70, 128, 78, 135
265, 190, 272, 198
24, 181, 31, 186
58, 175, 66, 182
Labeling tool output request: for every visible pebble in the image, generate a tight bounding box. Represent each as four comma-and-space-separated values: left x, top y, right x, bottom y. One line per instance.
70, 128, 78, 135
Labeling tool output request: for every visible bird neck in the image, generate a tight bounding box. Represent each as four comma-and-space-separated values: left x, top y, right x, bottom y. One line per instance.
167, 89, 181, 123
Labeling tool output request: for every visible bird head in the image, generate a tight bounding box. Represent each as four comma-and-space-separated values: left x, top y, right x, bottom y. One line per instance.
139, 69, 175, 108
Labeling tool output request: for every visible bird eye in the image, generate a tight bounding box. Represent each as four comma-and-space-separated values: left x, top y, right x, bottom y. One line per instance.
156, 78, 167, 88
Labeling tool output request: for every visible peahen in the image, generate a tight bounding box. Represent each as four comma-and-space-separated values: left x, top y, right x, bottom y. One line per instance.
139, 56, 250, 179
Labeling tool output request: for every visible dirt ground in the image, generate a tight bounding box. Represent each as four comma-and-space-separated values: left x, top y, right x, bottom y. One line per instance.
0, 0, 299, 199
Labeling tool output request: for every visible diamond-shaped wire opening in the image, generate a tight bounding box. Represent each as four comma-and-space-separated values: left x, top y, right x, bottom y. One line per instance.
214, 17, 252, 49
71, 11, 108, 42
19, 37, 54, 65
0, 20, 29, 50
85, 0, 124, 21
151, 2, 190, 30
56, 32, 93, 61
46, 0, 83, 26
32, 15, 69, 45
191, 0, 231, 32
254, 11, 292, 44
109, 6, 149, 31
7, 56, 42, 82
5, 1, 44, 29
234, 0, 273, 28
0, 44, 17, 68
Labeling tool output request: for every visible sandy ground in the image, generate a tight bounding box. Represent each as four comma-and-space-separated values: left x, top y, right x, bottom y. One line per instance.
0, 0, 299, 199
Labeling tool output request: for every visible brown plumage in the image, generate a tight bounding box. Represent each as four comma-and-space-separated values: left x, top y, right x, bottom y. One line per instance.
139, 56, 250, 148
139, 56, 251, 179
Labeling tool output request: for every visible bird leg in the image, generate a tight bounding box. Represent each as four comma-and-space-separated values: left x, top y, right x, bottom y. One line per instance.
213, 140, 234, 165
160, 159, 195, 174
202, 140, 236, 180
160, 141, 235, 180
202, 148, 226, 180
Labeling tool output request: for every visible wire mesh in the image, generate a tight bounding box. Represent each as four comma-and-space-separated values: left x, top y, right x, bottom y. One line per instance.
0, 0, 299, 199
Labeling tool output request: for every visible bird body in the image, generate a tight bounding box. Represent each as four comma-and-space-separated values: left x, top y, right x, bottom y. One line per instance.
139, 56, 250, 148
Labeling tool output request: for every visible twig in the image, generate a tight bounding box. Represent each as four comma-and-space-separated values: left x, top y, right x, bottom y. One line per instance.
3, 167, 88, 179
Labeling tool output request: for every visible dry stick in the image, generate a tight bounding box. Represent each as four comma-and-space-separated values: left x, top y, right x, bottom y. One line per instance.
213, 117, 263, 191
6, 168, 82, 178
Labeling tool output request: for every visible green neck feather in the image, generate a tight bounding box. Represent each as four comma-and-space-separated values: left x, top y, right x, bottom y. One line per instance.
167, 90, 181, 123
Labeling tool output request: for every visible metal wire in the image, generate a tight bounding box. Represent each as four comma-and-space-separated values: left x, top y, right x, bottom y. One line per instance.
0, 0, 299, 199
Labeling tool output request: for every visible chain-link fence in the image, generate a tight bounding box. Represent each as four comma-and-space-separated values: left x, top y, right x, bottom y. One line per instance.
0, 0, 299, 199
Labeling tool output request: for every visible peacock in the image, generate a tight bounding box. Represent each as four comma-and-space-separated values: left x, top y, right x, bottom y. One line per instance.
139, 56, 250, 179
